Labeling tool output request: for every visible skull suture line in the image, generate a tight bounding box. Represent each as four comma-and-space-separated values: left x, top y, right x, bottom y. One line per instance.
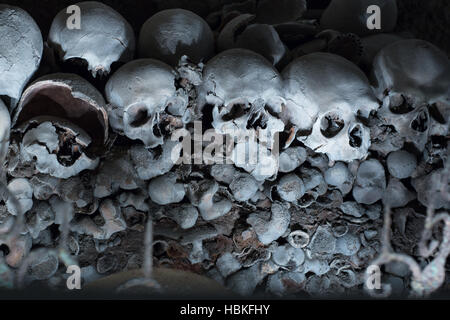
199, 49, 285, 180
282, 52, 379, 162
372, 39, 450, 152
105, 59, 189, 148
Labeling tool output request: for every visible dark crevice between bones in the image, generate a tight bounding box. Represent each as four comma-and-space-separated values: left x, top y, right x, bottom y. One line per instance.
222, 104, 247, 121
0, 244, 10, 257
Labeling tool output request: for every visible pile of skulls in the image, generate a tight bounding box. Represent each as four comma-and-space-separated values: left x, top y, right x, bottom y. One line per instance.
0, 0, 448, 298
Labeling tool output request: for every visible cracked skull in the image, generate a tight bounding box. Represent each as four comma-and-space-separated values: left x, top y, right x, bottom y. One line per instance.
372, 39, 450, 152
105, 59, 189, 147
10, 73, 108, 179
282, 52, 379, 162
48, 1, 135, 77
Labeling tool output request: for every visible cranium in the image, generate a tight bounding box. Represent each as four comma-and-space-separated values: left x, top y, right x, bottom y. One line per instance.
105, 59, 188, 147
10, 73, 108, 178
10, 73, 108, 179
0, 5, 43, 106
200, 48, 285, 151
282, 52, 379, 162
217, 14, 287, 66
372, 39, 450, 151
48, 1, 135, 77
138, 8, 214, 66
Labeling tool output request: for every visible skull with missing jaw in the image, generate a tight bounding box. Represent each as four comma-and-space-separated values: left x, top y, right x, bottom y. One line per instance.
372, 39, 450, 152
282, 52, 379, 163
0, 5, 43, 108
48, 1, 135, 77
199, 49, 285, 180
138, 8, 214, 67
105, 59, 189, 148
9, 73, 108, 179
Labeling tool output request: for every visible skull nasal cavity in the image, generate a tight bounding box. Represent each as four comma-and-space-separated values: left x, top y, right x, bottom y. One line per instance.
349, 125, 362, 148
411, 110, 428, 132
320, 112, 344, 138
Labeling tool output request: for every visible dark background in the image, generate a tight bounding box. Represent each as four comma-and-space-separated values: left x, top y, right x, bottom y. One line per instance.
2, 0, 449, 54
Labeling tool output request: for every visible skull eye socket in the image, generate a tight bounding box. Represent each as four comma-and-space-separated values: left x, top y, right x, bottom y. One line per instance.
349, 124, 363, 148
320, 112, 344, 138
389, 94, 415, 114
411, 109, 429, 132
128, 105, 150, 128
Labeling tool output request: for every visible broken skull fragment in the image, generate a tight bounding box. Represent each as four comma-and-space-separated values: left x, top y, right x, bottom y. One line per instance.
10, 73, 108, 179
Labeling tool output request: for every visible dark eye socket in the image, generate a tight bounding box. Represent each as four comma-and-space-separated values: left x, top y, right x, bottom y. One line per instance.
389, 94, 415, 114
320, 112, 344, 138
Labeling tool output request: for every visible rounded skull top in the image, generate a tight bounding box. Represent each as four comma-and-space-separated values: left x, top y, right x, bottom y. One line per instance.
138, 9, 214, 66
282, 52, 379, 162
105, 59, 188, 148
372, 39, 450, 151
201, 48, 285, 112
48, 1, 135, 77
0, 5, 43, 105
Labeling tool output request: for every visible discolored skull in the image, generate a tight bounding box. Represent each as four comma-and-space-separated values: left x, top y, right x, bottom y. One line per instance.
48, 1, 135, 77
372, 39, 450, 152
10, 73, 108, 179
105, 59, 189, 147
282, 52, 379, 162
0, 5, 43, 106
200, 49, 285, 150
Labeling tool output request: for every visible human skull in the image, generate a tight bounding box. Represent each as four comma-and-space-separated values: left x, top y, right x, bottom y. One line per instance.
200, 49, 285, 149
217, 14, 287, 66
282, 52, 379, 162
48, 1, 135, 77
138, 8, 214, 66
372, 39, 450, 151
10, 73, 108, 179
105, 59, 189, 147
0, 5, 43, 106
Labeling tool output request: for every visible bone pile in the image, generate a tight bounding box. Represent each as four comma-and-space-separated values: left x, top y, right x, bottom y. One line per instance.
0, 0, 448, 298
